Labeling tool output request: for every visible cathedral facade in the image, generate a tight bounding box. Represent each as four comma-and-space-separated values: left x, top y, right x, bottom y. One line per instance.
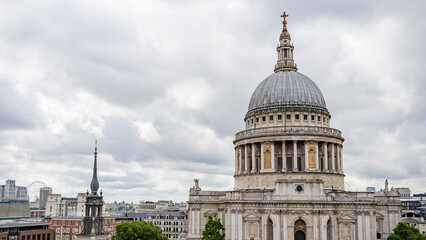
187, 13, 401, 240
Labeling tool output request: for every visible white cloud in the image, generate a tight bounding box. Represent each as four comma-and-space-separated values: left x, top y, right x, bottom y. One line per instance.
132, 120, 161, 143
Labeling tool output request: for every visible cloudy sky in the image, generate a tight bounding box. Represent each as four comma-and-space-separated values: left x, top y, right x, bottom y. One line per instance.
0, 0, 425, 203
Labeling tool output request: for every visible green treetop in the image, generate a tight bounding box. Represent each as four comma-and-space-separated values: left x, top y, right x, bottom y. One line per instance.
112, 221, 168, 240
202, 216, 225, 240
388, 222, 426, 240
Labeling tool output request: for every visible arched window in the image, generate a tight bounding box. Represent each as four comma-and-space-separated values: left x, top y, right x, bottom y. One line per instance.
294, 219, 306, 240
266, 218, 273, 240
327, 219, 332, 240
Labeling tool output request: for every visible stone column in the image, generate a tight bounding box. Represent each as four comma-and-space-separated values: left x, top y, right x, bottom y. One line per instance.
271, 143, 275, 171
313, 214, 318, 240
282, 211, 288, 240
260, 143, 264, 172
282, 141, 286, 171
238, 211, 243, 240
315, 142, 319, 171
191, 209, 195, 234
372, 213, 377, 240
365, 212, 371, 240
293, 140, 298, 171
238, 147, 242, 174
235, 148, 238, 174
357, 213, 363, 240
304, 141, 309, 171
251, 143, 256, 173
337, 145, 341, 172
231, 211, 236, 240
331, 144, 335, 172
226, 210, 230, 239
273, 214, 280, 240
244, 145, 248, 173
324, 142, 328, 171
340, 146, 343, 172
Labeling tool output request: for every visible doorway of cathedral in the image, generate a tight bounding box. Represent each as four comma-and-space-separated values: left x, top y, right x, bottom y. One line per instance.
266, 218, 273, 240
295, 231, 306, 240
294, 219, 306, 240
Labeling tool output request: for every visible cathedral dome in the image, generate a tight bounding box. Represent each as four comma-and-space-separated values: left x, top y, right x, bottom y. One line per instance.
247, 70, 328, 116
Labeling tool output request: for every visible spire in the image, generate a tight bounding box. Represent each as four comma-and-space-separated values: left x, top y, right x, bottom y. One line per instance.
90, 140, 99, 195
274, 12, 298, 72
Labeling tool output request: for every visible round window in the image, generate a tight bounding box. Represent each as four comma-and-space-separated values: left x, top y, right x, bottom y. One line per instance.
296, 185, 303, 192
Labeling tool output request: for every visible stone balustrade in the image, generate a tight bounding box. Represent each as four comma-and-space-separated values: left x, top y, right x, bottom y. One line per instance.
234, 126, 343, 142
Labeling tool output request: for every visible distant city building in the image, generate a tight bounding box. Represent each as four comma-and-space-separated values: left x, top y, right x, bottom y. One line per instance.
5, 180, 16, 199
414, 193, 426, 201
366, 187, 376, 192
0, 180, 28, 201
31, 209, 46, 218
42, 216, 117, 240
16, 187, 27, 200
395, 187, 411, 199
122, 211, 188, 239
401, 212, 426, 235
0, 222, 54, 240
45, 194, 87, 217
135, 202, 168, 212
401, 199, 423, 211
40, 187, 53, 209
0, 200, 30, 219
0, 185, 4, 199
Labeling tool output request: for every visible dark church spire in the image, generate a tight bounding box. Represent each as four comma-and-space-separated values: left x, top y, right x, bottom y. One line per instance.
90, 140, 99, 195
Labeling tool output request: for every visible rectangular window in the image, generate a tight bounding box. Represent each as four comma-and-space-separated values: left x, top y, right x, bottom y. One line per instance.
318, 116, 321, 121
323, 117, 325, 122
251, 119, 253, 124
262, 116, 266, 122
284, 49, 288, 58
295, 114, 299, 120
277, 115, 282, 120
269, 115, 273, 121
56, 228, 60, 233
311, 115, 315, 121
256, 117, 259, 123
304, 115, 307, 120
286, 114, 291, 120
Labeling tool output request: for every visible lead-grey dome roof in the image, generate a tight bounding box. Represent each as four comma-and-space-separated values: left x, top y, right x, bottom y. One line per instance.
247, 71, 328, 117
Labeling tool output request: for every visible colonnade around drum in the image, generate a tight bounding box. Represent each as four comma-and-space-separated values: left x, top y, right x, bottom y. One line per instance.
235, 140, 343, 174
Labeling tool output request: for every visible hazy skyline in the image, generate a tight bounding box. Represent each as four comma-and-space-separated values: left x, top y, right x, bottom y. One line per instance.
0, 0, 425, 202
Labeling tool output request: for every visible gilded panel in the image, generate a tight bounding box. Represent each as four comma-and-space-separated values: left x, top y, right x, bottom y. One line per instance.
263, 143, 271, 169
308, 143, 316, 168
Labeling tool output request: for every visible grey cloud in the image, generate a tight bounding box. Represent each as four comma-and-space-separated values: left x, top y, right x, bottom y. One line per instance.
0, 0, 425, 202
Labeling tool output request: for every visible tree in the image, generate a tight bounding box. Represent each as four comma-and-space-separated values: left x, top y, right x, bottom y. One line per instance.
387, 222, 426, 240
112, 221, 168, 240
202, 216, 225, 240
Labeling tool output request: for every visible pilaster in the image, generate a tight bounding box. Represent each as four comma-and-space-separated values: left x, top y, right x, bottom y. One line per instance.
293, 140, 297, 171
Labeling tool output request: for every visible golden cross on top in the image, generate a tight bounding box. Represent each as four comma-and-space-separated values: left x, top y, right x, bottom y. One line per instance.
281, 12, 289, 31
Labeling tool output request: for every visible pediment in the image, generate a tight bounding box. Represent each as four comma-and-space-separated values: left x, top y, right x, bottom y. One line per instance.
375, 212, 384, 220
337, 214, 356, 223
244, 213, 261, 222
203, 210, 217, 218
